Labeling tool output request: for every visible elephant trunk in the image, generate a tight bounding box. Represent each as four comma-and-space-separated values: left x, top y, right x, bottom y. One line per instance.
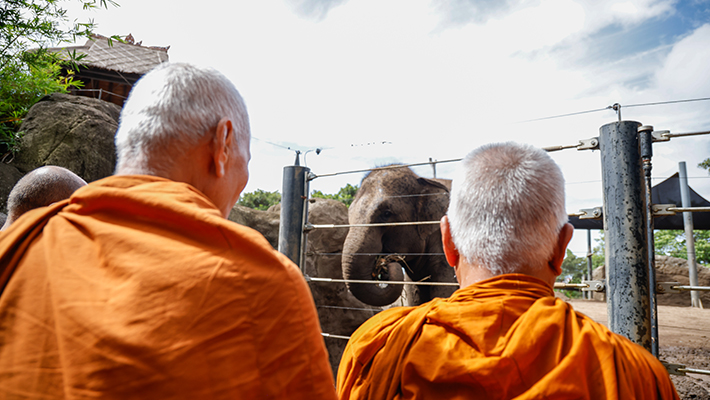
342, 231, 404, 307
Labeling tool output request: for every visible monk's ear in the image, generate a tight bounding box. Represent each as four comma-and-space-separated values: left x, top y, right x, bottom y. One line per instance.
212, 117, 233, 178
440, 215, 460, 268
548, 223, 574, 276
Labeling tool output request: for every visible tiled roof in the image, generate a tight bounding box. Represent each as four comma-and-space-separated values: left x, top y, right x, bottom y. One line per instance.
55, 34, 169, 75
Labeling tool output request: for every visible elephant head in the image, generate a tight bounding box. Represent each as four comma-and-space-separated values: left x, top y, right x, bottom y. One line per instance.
341, 166, 456, 307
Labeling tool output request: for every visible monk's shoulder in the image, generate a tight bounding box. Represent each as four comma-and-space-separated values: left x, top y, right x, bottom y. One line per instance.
350, 305, 424, 344
205, 217, 282, 262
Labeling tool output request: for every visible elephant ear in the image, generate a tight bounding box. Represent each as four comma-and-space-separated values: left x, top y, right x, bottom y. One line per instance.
415, 177, 450, 240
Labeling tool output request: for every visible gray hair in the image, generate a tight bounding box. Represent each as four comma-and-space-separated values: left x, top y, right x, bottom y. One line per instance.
447, 142, 568, 275
115, 62, 249, 173
4, 166, 86, 228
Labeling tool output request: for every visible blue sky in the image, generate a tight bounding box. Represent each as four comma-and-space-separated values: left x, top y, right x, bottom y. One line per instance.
63, 0, 710, 255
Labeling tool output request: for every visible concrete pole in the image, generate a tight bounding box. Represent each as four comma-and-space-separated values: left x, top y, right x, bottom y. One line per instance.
678, 162, 702, 308
599, 120, 652, 351
278, 165, 310, 270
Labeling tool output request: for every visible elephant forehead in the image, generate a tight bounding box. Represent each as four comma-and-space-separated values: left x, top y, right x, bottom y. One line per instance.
351, 192, 385, 213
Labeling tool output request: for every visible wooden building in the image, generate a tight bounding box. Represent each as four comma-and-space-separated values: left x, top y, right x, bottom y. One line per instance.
52, 34, 169, 107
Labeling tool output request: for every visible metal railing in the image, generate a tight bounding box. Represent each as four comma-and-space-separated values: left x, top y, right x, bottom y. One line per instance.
294, 123, 710, 380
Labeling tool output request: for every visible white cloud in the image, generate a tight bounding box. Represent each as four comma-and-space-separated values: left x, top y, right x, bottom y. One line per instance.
654, 23, 710, 103
57, 0, 710, 254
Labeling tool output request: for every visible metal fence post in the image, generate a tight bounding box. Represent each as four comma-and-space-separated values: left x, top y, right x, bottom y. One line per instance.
639, 125, 659, 357
586, 229, 593, 300
278, 165, 310, 270
600, 120, 652, 351
678, 162, 702, 308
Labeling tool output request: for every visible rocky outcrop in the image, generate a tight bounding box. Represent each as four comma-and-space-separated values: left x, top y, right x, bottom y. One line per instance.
0, 93, 121, 212
227, 204, 281, 249
13, 93, 120, 182
0, 163, 26, 213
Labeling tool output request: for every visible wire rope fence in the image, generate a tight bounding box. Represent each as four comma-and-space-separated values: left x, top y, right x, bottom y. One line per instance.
281, 117, 710, 378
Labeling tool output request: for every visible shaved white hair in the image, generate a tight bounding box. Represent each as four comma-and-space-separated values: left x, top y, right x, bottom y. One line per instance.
115, 62, 249, 174
447, 142, 568, 275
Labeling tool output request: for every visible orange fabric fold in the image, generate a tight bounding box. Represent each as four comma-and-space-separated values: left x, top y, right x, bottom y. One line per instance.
0, 175, 337, 399
337, 274, 678, 400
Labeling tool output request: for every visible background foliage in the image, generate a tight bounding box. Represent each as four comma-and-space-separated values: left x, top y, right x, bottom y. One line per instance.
237, 184, 359, 211
0, 0, 118, 155
655, 229, 710, 265
558, 249, 590, 299
700, 157, 709, 173
237, 189, 281, 211
310, 183, 358, 207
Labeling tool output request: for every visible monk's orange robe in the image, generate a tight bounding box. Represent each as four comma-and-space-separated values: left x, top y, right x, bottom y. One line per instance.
0, 175, 337, 400
337, 274, 679, 400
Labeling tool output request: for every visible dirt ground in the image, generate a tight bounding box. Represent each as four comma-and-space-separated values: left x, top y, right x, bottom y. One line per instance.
569, 299, 710, 399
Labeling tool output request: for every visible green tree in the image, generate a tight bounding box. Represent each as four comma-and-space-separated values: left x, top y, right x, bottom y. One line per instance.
237, 189, 281, 211
699, 158, 710, 173
0, 0, 119, 154
654, 229, 710, 265
557, 249, 589, 299
311, 183, 358, 207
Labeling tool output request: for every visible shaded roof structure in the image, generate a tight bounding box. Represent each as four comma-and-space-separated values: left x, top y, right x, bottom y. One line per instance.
570, 173, 710, 230
48, 34, 169, 106
61, 34, 169, 75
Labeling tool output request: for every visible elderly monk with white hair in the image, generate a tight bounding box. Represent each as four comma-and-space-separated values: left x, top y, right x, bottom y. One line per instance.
0, 63, 337, 399
337, 142, 678, 400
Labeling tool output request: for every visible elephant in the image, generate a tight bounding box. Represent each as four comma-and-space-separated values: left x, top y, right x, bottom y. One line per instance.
342, 165, 459, 307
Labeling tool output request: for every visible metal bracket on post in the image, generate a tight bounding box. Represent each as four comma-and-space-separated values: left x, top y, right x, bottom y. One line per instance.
578, 207, 603, 219
577, 137, 600, 151
581, 280, 605, 292
651, 130, 671, 142
656, 282, 682, 294
652, 204, 677, 216
663, 362, 687, 376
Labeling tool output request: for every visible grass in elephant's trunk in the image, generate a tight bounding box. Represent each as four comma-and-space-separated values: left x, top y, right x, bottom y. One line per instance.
374, 254, 409, 282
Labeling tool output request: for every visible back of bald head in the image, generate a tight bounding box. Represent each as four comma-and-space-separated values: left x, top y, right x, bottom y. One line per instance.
3, 166, 87, 229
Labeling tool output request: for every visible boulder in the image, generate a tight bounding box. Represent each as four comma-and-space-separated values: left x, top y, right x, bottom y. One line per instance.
227, 204, 280, 249
0, 163, 25, 213
592, 256, 710, 306
11, 93, 120, 183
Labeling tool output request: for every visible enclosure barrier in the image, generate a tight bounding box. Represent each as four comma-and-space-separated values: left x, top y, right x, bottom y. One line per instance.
656, 283, 710, 294
306, 221, 440, 231
284, 122, 710, 379
663, 362, 710, 377
69, 88, 127, 100
306, 276, 460, 287
307, 276, 607, 291
307, 211, 605, 232
321, 333, 351, 340
639, 125, 660, 356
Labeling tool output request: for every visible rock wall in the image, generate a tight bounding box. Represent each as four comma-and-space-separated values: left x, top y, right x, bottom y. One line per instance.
593, 256, 710, 306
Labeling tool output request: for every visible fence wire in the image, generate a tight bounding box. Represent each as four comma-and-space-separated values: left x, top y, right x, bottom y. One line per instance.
306, 276, 460, 287
304, 124, 710, 379
308, 252, 444, 256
